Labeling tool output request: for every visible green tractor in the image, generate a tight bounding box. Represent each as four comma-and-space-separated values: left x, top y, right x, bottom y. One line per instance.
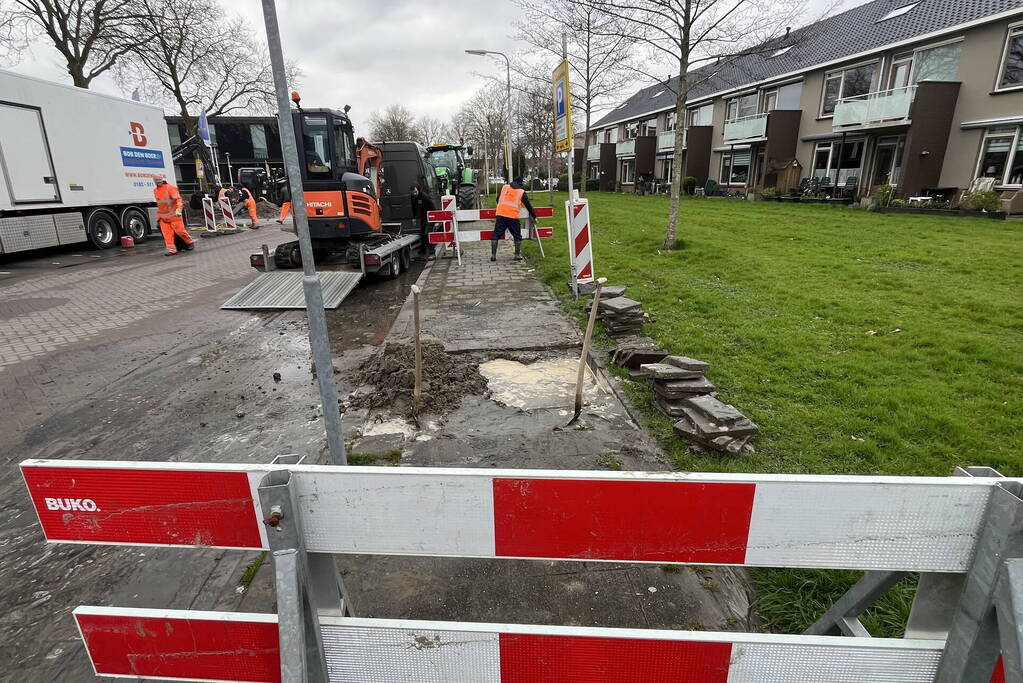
425, 142, 480, 209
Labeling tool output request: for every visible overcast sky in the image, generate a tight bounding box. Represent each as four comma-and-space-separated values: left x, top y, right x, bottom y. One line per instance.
5, 0, 865, 132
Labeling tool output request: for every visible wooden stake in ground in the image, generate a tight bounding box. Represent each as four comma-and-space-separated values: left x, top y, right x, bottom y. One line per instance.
568, 277, 607, 425
411, 284, 423, 420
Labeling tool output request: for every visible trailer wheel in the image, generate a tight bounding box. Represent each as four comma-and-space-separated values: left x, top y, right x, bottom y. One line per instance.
120, 207, 148, 243
86, 209, 119, 249
386, 254, 401, 279
400, 246, 411, 272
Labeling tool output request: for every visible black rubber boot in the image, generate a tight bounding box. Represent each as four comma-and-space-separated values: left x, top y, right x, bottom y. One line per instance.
513, 240, 523, 260
490, 240, 498, 262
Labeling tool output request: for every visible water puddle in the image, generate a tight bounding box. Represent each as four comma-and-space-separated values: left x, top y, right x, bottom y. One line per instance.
479, 358, 607, 411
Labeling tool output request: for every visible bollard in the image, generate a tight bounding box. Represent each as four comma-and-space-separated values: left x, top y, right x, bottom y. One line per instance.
411, 284, 423, 413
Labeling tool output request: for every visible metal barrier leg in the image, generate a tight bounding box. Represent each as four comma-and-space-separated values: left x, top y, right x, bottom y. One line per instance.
805, 570, 909, 637
936, 482, 1023, 682
260, 469, 343, 682
997, 559, 1023, 681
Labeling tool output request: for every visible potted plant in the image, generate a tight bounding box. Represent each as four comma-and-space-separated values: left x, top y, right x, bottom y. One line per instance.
759, 187, 779, 201
959, 189, 1007, 219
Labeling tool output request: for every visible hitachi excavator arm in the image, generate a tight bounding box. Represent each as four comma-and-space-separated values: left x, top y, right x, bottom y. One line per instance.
356, 137, 384, 199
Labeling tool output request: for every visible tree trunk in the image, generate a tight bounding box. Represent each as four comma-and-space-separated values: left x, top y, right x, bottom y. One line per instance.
68, 62, 89, 88
663, 56, 689, 251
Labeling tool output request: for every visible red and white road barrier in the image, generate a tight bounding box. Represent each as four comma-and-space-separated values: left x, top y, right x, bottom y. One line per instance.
426, 203, 555, 259
567, 198, 594, 285
219, 197, 237, 230
73, 607, 947, 683
201, 196, 217, 232
21, 460, 1011, 572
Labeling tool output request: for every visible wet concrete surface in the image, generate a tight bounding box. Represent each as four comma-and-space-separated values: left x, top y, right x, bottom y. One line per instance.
0, 229, 424, 682
0, 236, 754, 682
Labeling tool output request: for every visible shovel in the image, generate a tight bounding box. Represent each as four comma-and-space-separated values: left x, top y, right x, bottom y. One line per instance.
566, 277, 607, 426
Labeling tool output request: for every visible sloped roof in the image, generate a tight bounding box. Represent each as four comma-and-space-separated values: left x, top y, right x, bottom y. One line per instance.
593, 0, 1023, 128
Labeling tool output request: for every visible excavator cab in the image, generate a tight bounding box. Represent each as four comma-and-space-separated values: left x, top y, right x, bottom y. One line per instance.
290, 106, 381, 243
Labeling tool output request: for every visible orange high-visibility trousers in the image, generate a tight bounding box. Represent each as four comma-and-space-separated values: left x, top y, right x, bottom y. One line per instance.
159, 215, 193, 253
245, 198, 260, 228
278, 202, 292, 222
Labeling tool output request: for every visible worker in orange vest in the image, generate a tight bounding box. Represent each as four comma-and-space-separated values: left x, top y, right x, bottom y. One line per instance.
492, 177, 537, 262
153, 175, 194, 256
236, 185, 260, 229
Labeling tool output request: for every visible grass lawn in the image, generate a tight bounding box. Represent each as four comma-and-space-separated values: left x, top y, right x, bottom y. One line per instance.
520, 190, 1022, 634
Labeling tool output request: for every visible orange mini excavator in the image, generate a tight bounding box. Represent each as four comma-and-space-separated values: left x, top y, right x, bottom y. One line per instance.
277, 92, 386, 264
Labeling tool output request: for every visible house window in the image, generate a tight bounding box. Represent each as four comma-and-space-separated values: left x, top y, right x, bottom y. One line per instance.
913, 41, 961, 83
666, 112, 676, 131
976, 126, 1023, 186
726, 93, 757, 121
889, 53, 914, 89
877, 2, 918, 22
662, 158, 674, 183
624, 122, 640, 139
167, 123, 182, 147
588, 162, 600, 180
207, 123, 218, 147
821, 63, 877, 116
643, 119, 657, 136
621, 158, 635, 184
811, 140, 865, 185
250, 124, 268, 160
999, 25, 1023, 89
688, 104, 713, 127
762, 90, 778, 113
720, 150, 750, 185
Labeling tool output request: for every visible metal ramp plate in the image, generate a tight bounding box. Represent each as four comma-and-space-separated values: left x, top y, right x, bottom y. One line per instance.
221, 271, 363, 310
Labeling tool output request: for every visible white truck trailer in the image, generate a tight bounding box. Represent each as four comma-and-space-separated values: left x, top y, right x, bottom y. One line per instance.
0, 69, 173, 253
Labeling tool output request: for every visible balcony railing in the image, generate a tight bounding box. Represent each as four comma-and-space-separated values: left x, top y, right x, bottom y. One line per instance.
658, 129, 687, 152
587, 144, 601, 161
616, 139, 635, 156
833, 86, 916, 128
723, 113, 768, 141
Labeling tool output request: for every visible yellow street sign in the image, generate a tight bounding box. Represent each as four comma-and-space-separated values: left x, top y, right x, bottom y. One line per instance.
552, 59, 573, 153
195, 159, 205, 179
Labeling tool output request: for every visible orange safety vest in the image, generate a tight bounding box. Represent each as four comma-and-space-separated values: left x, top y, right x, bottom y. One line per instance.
154, 183, 183, 217
496, 185, 524, 219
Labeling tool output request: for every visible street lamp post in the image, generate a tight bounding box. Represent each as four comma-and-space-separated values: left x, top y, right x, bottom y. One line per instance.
466, 49, 512, 184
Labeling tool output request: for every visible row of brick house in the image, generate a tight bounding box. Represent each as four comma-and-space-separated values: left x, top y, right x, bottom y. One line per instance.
583, 0, 1023, 204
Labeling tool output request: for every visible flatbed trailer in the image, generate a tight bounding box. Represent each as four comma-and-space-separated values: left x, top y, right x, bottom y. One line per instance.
227, 231, 420, 310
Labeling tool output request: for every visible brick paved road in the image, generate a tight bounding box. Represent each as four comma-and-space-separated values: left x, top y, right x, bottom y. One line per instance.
0, 229, 289, 370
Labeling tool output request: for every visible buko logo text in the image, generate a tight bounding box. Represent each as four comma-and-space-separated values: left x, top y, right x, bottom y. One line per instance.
45, 497, 100, 512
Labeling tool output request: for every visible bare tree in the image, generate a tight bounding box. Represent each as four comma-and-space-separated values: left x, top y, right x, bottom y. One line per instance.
577, 0, 803, 249
515, 78, 555, 179
116, 0, 287, 135
368, 104, 420, 142
456, 84, 508, 177
514, 0, 637, 195
417, 115, 448, 145
1, 0, 143, 87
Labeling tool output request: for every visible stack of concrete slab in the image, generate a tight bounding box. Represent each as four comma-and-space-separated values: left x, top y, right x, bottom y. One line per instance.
672, 394, 758, 454
639, 356, 714, 417
590, 296, 646, 336
611, 337, 669, 378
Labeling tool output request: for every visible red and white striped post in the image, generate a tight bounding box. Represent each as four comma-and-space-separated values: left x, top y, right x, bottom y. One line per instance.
201, 196, 217, 232
566, 195, 594, 290
219, 196, 237, 231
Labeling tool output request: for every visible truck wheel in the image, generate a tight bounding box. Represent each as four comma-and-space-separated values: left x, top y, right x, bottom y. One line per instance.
86, 209, 118, 249
457, 184, 479, 210
120, 207, 148, 243
400, 246, 411, 272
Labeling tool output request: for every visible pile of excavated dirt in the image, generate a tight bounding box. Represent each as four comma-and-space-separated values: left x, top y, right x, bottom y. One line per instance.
350, 339, 488, 415
256, 200, 281, 219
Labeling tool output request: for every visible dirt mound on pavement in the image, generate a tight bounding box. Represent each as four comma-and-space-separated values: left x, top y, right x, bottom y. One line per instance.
256, 200, 281, 218
351, 339, 488, 415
